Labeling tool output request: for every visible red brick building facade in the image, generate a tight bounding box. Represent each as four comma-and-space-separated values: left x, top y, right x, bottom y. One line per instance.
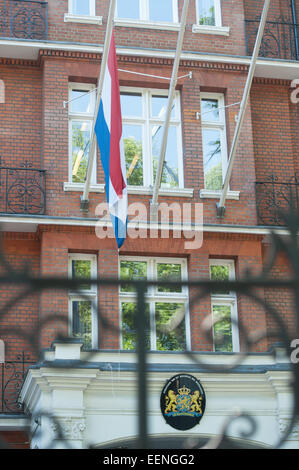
0, 0, 298, 449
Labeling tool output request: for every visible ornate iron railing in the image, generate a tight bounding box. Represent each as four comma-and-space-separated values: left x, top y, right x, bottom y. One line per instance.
255, 175, 299, 226
0, 159, 46, 215
0, 0, 48, 40
0, 351, 35, 413
245, 17, 299, 61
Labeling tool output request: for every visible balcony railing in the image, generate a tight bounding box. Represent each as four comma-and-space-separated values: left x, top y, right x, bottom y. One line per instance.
0, 159, 46, 215
245, 17, 299, 61
1, 352, 35, 413
255, 175, 299, 226
0, 0, 48, 40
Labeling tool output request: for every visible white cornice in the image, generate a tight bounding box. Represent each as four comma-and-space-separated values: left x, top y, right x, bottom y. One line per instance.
0, 213, 291, 236
0, 39, 298, 79
0, 415, 29, 430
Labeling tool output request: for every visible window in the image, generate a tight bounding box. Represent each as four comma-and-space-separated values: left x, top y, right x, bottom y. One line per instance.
200, 93, 228, 191
120, 88, 183, 188
68, 83, 96, 184
119, 257, 189, 351
69, 0, 95, 16
209, 260, 239, 352
65, 0, 102, 24
116, 0, 179, 23
196, 0, 222, 26
68, 254, 98, 349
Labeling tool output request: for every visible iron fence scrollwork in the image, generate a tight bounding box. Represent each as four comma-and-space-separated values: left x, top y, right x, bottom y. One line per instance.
245, 16, 299, 61
1, 351, 34, 413
0, 0, 48, 40
0, 158, 46, 215
255, 174, 299, 226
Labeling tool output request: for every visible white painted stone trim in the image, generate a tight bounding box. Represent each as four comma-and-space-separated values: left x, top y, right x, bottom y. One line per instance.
200, 189, 240, 200
64, 14, 103, 25
192, 24, 230, 36
63, 182, 194, 197
114, 19, 180, 31
63, 182, 105, 193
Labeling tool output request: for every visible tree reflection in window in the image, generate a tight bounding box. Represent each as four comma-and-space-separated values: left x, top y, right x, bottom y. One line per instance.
120, 259, 188, 352
203, 129, 222, 190
198, 0, 216, 26
121, 302, 151, 350
72, 300, 92, 349
72, 125, 91, 183
155, 303, 186, 351
213, 305, 233, 352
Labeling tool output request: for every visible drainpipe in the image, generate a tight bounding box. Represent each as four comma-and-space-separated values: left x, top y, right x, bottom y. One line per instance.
291, 0, 299, 60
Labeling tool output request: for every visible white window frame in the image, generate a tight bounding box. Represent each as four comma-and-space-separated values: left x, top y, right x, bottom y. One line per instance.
200, 92, 228, 192
65, 0, 102, 25
115, 0, 180, 31
68, 253, 98, 349
209, 259, 240, 352
120, 87, 184, 189
68, 83, 96, 185
193, 0, 230, 36
119, 256, 190, 351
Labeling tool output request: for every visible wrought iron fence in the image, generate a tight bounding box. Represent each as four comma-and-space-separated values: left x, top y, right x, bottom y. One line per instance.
0, 0, 48, 40
245, 17, 299, 61
0, 159, 46, 215
0, 211, 299, 449
255, 175, 299, 226
1, 351, 35, 413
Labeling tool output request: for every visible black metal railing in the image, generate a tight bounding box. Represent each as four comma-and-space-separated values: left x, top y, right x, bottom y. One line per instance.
0, 0, 48, 40
245, 17, 299, 61
1, 352, 35, 413
0, 159, 46, 215
256, 175, 299, 226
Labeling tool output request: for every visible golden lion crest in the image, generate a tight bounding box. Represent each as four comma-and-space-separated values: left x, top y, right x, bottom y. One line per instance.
164, 386, 203, 415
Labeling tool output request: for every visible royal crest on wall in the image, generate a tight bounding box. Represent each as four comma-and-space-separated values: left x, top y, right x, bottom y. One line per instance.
160, 374, 206, 430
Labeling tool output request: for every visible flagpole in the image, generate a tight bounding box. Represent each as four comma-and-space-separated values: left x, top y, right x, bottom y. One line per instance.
216, 0, 271, 218
150, 0, 190, 221
80, 0, 117, 212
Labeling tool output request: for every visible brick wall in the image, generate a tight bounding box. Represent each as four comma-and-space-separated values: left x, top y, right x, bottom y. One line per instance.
0, 431, 30, 449
251, 79, 296, 182
262, 244, 297, 341
0, 63, 42, 169
45, 0, 246, 56
0, 234, 40, 360
0, 228, 275, 354
243, 0, 293, 21
36, 52, 258, 225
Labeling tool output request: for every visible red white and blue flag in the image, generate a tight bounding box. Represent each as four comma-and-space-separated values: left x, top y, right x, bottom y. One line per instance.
95, 31, 127, 249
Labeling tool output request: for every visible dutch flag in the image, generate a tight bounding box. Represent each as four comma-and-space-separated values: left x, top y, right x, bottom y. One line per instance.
95, 31, 127, 249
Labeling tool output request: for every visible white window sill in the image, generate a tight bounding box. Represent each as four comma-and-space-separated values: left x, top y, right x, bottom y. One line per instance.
192, 24, 230, 36
64, 182, 105, 193
64, 13, 103, 25
114, 18, 180, 31
127, 186, 194, 197
64, 183, 194, 198
200, 189, 240, 200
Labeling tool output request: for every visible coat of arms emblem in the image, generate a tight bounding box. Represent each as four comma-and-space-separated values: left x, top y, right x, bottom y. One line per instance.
161, 374, 206, 430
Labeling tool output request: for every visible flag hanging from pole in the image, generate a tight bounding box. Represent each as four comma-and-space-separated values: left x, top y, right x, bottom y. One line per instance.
95, 31, 127, 249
